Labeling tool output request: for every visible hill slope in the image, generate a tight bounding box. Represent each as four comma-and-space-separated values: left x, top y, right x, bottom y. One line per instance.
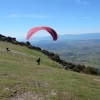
33, 39, 100, 69
0, 41, 100, 100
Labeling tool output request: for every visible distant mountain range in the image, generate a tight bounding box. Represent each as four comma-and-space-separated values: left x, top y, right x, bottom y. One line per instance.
29, 33, 100, 45
58, 33, 100, 40
16, 33, 100, 69
29, 33, 100, 69
18, 33, 100, 43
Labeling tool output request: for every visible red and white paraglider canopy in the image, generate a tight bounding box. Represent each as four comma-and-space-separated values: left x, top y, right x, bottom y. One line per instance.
26, 26, 58, 41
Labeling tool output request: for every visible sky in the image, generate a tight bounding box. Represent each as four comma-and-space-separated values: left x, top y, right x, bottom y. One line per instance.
0, 0, 100, 40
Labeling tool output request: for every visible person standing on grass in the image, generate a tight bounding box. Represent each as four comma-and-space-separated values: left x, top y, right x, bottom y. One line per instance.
6, 47, 10, 51
37, 58, 41, 65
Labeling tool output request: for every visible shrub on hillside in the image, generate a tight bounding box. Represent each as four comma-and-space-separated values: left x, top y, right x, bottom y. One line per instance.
26, 41, 30, 46
42, 50, 49, 56
1, 37, 6, 41
73, 64, 85, 72
53, 54, 60, 62
84, 66, 97, 75
64, 63, 75, 70
49, 52, 55, 57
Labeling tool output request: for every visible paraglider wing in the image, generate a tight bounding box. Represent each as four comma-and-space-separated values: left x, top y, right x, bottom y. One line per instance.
26, 26, 58, 41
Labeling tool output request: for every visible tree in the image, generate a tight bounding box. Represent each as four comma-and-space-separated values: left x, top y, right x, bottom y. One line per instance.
84, 66, 97, 75
26, 41, 30, 46
73, 64, 85, 72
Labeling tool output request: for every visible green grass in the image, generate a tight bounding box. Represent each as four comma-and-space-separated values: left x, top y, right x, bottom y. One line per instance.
37, 40, 100, 69
0, 41, 100, 100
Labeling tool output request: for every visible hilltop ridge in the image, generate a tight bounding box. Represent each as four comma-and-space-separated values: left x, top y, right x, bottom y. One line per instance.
0, 34, 100, 100
0, 34, 99, 76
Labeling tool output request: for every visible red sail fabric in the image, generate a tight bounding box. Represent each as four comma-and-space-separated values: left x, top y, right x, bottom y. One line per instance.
26, 26, 58, 41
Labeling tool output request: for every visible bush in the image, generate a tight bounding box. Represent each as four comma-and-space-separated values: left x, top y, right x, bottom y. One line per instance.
1, 37, 6, 41
64, 63, 75, 70
84, 66, 97, 75
73, 67, 80, 72
26, 41, 30, 46
73, 64, 85, 72
49, 52, 55, 57
97, 71, 100, 75
42, 50, 49, 56
54, 54, 60, 61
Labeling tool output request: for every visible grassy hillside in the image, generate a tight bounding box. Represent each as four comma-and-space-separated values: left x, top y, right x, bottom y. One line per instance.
0, 41, 100, 100
33, 39, 100, 69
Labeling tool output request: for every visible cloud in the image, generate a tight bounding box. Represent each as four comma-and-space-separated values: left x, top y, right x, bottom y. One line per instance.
82, 16, 90, 18
74, 0, 81, 3
8, 14, 20, 18
7, 14, 53, 19
55, 0, 64, 1
24, 14, 50, 18
82, 0, 90, 5
55, 0, 90, 5
74, 0, 90, 5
